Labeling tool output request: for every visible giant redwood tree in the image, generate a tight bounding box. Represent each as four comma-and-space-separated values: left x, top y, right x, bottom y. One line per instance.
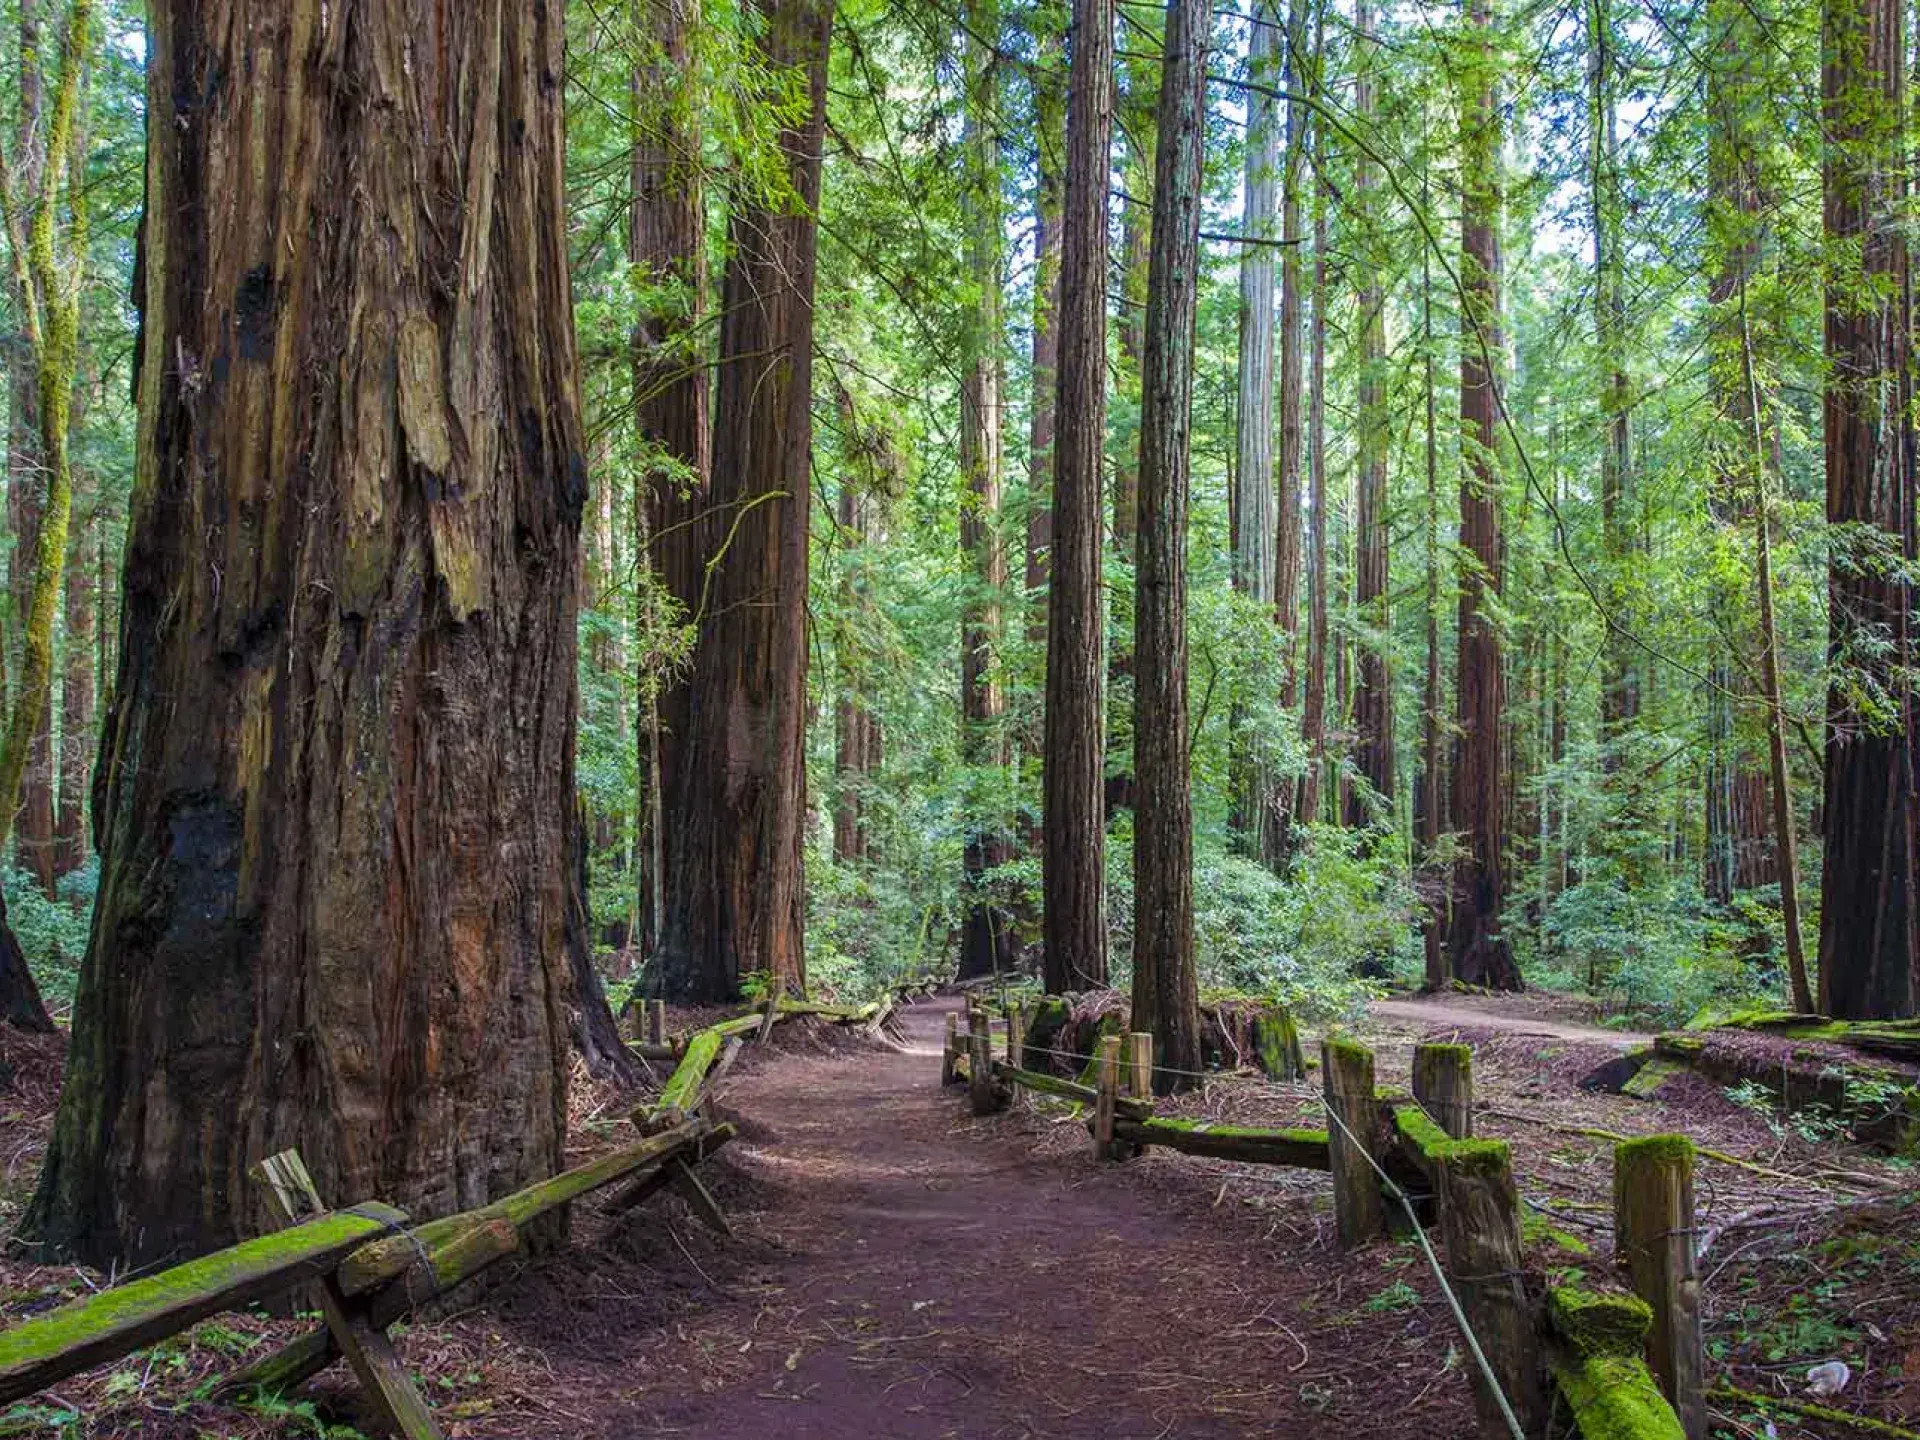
1448, 0, 1520, 989
654, 0, 832, 1002
26, 0, 589, 1265
1817, 0, 1916, 1019
1042, 0, 1112, 994
1131, 0, 1208, 1084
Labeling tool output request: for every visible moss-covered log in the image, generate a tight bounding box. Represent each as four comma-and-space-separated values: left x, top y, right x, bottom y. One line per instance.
1112, 1116, 1329, 1168
1553, 1353, 1687, 1440
0, 1202, 407, 1404
993, 1061, 1153, 1118
651, 1029, 725, 1124
334, 1123, 704, 1297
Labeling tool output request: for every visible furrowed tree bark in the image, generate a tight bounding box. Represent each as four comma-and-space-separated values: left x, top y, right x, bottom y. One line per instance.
1027, 8, 1064, 646
631, 0, 709, 959
958, 0, 1012, 981
1042, 0, 1111, 994
1347, 0, 1392, 827
24, 0, 583, 1266
654, 0, 830, 1002
1230, 2, 1279, 856
1816, 0, 1916, 1019
1130, 0, 1207, 1089
1449, 0, 1520, 990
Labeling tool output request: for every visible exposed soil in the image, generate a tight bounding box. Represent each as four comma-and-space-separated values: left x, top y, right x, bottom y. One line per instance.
0, 990, 1912, 1439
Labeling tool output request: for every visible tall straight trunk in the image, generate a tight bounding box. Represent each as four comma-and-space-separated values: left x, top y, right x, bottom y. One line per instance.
1231, 2, 1279, 853
26, 0, 586, 1266
1420, 157, 1446, 989
656, 0, 830, 1003
958, 0, 1012, 980
1703, 0, 1777, 907
834, 480, 875, 863
632, 0, 709, 960
1449, 0, 1520, 989
1027, 11, 1064, 643
1297, 61, 1329, 829
1348, 0, 1392, 826
1131, 0, 1207, 1086
1042, 0, 1112, 994
1817, 0, 1916, 1019
53, 465, 90, 875
1590, 0, 1636, 749
8, 0, 54, 901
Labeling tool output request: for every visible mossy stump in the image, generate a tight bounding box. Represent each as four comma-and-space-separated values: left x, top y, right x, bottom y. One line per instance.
1322, 1037, 1384, 1247
1435, 1139, 1544, 1435
1413, 1042, 1474, 1138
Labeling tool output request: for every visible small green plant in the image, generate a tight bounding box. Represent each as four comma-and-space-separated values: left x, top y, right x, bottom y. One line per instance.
1363, 1280, 1422, 1314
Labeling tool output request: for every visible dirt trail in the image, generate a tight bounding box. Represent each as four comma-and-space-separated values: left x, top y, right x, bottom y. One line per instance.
1369, 993, 1653, 1048
551, 998, 1471, 1440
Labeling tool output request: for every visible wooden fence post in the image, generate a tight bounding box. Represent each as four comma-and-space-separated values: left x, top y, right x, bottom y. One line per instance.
1322, 1037, 1384, 1247
1614, 1135, 1706, 1439
968, 1007, 998, 1116
1093, 1035, 1122, 1159
1413, 1042, 1474, 1139
1436, 1139, 1544, 1436
942, 1012, 960, 1086
1006, 1002, 1026, 1068
647, 999, 666, 1047
1126, 1032, 1153, 1099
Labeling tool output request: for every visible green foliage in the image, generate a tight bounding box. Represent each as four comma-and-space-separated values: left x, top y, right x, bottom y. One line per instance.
6, 865, 90, 1010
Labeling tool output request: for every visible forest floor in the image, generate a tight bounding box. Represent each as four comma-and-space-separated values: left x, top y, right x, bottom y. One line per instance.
0, 989, 1914, 1438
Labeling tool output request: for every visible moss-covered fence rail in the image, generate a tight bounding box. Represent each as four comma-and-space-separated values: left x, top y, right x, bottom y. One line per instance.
941, 1008, 1699, 1440
0, 1010, 763, 1437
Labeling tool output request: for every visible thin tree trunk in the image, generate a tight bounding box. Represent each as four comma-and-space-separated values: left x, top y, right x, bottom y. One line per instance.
1269, 0, 1308, 865
1348, 0, 1392, 826
1231, 1, 1279, 853
52, 461, 90, 876
833, 479, 874, 864
1449, 0, 1520, 989
1817, 0, 1916, 1019
26, 0, 588, 1265
656, 0, 831, 1003
1298, 46, 1329, 830
1131, 0, 1207, 1086
958, 0, 1012, 980
1420, 153, 1446, 990
1043, 0, 1113, 994
1027, 10, 1064, 644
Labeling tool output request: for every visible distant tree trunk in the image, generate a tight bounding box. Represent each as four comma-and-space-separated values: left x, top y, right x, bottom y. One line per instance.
632, 0, 709, 960
655, 0, 829, 1003
1419, 155, 1447, 990
1449, 0, 1520, 989
1131, 0, 1207, 1086
1297, 55, 1329, 830
1042, 0, 1112, 994
958, 0, 1012, 980
1027, 11, 1064, 644
1231, 2, 1279, 854
834, 480, 876, 864
52, 466, 90, 876
1348, 0, 1392, 826
25, 0, 587, 1266
1817, 0, 1916, 1019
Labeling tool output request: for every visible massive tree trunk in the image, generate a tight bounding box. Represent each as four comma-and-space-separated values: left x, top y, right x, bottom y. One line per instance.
1230, 2, 1279, 855
1026, 10, 1064, 645
1817, 0, 1916, 1019
1347, 0, 1392, 826
1131, 0, 1207, 1087
1042, 0, 1112, 994
1448, 0, 1520, 989
957, 0, 1012, 980
25, 0, 586, 1266
631, 0, 709, 958
654, 0, 829, 1003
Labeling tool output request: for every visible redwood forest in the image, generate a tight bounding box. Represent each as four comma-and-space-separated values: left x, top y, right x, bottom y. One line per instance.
0, 0, 1914, 1436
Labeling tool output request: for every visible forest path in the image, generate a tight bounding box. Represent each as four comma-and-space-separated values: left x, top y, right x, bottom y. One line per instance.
592, 996, 1470, 1439
1368, 991, 1653, 1048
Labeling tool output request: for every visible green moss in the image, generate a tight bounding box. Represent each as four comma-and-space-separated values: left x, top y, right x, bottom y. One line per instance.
1614, 1134, 1694, 1170
1432, 1137, 1510, 1175
1620, 1058, 1687, 1099
654, 1027, 723, 1117
1551, 1354, 1686, 1440
1547, 1286, 1651, 1358
1324, 1035, 1375, 1068
1252, 1008, 1304, 1079
1393, 1104, 1451, 1158
1145, 1117, 1328, 1144
1525, 1215, 1594, 1258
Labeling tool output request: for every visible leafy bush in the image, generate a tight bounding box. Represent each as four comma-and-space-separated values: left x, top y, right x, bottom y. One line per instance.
6, 862, 93, 1010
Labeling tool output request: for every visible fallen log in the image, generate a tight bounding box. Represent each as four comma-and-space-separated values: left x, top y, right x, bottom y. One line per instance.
0, 1202, 408, 1405
651, 1029, 726, 1125
1109, 1116, 1330, 1169
1544, 1286, 1686, 1440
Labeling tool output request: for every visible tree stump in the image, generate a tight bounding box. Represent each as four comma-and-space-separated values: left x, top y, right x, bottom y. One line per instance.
1613, 1135, 1705, 1439
1436, 1139, 1544, 1436
942, 1012, 960, 1086
1007, 1002, 1026, 1068
1322, 1037, 1384, 1246
968, 1007, 1002, 1116
1413, 1042, 1473, 1138
647, 999, 667, 1046
1126, 1032, 1153, 1099
1093, 1035, 1122, 1159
